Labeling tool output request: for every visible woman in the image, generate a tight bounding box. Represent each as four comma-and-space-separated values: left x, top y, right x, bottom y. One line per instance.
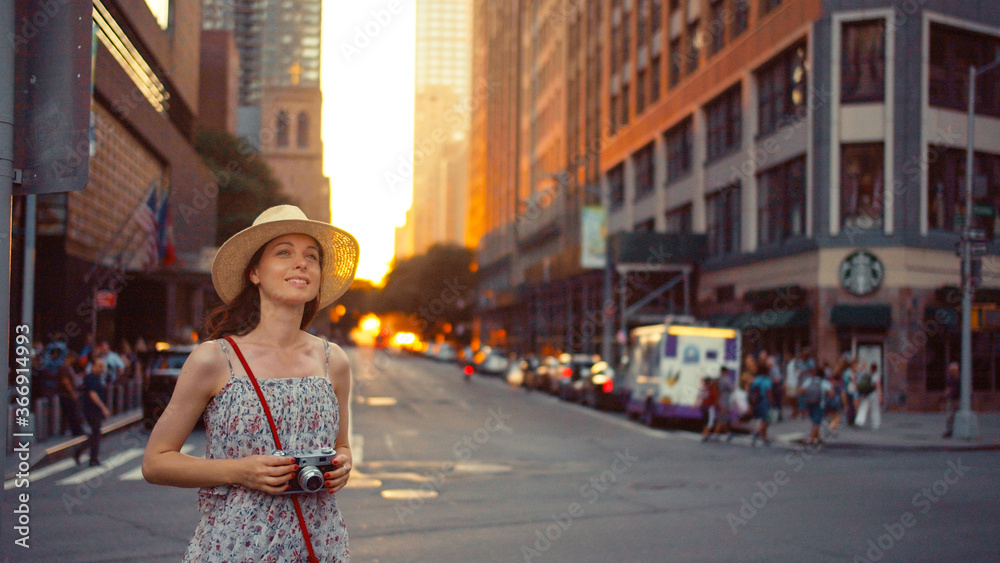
142, 205, 359, 562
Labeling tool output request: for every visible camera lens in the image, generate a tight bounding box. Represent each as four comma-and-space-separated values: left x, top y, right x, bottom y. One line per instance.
298, 466, 325, 493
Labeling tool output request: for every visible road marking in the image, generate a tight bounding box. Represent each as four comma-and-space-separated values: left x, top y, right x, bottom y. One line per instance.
365, 397, 398, 406
380, 489, 439, 500
57, 448, 145, 485
119, 444, 195, 481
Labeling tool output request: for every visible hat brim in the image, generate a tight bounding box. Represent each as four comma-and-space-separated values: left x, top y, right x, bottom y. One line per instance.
212, 218, 359, 310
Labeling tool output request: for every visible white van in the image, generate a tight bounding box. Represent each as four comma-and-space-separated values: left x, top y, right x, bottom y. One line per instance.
625, 321, 742, 426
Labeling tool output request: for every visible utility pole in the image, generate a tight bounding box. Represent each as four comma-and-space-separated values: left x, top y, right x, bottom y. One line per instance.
954, 58, 1000, 440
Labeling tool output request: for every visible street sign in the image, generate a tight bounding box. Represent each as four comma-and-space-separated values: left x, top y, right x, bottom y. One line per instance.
967, 228, 987, 241
970, 243, 988, 256
12, 1, 93, 195
96, 290, 117, 310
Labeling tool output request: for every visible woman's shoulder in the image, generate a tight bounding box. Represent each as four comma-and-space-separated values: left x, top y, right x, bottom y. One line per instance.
305, 334, 350, 375
184, 340, 233, 375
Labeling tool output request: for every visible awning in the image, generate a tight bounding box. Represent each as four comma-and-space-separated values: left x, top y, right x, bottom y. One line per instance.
830, 304, 892, 328
729, 308, 811, 330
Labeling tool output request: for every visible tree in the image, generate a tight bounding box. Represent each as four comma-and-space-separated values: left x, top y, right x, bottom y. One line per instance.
193, 128, 295, 245
375, 244, 477, 343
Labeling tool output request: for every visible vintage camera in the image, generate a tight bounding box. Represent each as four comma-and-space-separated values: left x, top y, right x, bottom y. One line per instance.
273, 447, 338, 494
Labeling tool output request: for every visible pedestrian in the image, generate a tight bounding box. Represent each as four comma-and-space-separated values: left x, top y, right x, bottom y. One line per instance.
785, 349, 806, 419
57, 351, 85, 437
699, 375, 720, 441
799, 367, 832, 445
74, 358, 111, 466
749, 363, 774, 446
714, 366, 735, 439
842, 356, 860, 425
854, 362, 882, 430
142, 205, 357, 562
824, 364, 845, 437
768, 354, 785, 422
942, 362, 960, 438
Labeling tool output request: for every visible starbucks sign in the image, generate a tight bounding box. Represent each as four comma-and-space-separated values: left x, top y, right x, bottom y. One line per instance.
839, 250, 885, 296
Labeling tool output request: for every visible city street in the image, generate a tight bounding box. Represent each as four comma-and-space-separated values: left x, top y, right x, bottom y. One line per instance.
7, 348, 1000, 562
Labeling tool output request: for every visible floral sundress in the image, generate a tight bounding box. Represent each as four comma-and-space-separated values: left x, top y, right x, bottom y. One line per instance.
183, 338, 349, 562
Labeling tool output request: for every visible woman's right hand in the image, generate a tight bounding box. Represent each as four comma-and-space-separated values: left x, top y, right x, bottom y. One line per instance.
236, 454, 298, 494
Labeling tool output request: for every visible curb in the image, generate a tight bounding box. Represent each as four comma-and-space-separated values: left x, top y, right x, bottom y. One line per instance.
5, 410, 145, 481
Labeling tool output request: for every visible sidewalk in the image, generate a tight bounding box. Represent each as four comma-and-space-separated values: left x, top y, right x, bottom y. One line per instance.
5, 408, 144, 480
766, 409, 1000, 451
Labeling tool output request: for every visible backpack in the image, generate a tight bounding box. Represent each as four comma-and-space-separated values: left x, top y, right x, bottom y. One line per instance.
801, 375, 823, 406
857, 373, 874, 395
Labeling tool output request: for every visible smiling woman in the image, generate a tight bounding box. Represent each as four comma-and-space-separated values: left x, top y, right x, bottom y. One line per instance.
142, 205, 360, 562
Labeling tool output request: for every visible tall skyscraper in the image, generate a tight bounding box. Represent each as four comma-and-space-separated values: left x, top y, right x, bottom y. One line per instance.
398, 0, 474, 259
202, 0, 329, 222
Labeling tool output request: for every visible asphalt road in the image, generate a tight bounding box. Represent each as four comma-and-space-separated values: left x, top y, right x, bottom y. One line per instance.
5, 348, 999, 562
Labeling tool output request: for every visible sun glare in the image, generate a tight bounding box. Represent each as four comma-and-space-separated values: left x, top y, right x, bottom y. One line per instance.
322, 2, 416, 284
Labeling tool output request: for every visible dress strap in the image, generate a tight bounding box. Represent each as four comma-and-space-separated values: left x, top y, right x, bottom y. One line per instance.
322, 339, 331, 379
214, 339, 237, 379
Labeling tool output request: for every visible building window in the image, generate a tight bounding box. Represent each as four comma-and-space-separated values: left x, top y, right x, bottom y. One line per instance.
637, 0, 649, 46
928, 147, 1000, 238
686, 21, 700, 74
636, 68, 648, 115
621, 82, 630, 127
634, 142, 655, 199
706, 183, 741, 256
650, 55, 662, 104
841, 143, 884, 232
757, 156, 806, 246
669, 38, 682, 88
731, 0, 749, 38
705, 84, 742, 161
665, 116, 693, 182
929, 23, 1000, 117
708, 0, 726, 56
276, 110, 289, 147
760, 0, 781, 15
651, 0, 662, 34
757, 41, 808, 136
609, 94, 619, 134
608, 163, 625, 210
296, 112, 310, 148
635, 217, 656, 232
841, 20, 886, 103
666, 203, 693, 233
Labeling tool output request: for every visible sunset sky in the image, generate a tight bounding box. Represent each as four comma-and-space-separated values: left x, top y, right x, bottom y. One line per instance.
322, 2, 417, 284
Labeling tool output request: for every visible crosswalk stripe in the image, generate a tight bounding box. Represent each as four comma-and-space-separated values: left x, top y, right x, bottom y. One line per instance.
119, 444, 195, 481
57, 448, 145, 486
4, 457, 79, 490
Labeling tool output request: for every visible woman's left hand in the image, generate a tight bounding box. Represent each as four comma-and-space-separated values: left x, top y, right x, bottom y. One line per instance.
324, 451, 352, 493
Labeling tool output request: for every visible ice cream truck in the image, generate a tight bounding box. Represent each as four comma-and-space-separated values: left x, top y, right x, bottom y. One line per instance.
625, 320, 742, 426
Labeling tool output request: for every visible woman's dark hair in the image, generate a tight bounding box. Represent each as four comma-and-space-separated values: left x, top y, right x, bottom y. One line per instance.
204, 237, 323, 340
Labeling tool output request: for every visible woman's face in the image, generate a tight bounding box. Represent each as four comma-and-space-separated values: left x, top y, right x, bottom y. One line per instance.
250, 233, 322, 307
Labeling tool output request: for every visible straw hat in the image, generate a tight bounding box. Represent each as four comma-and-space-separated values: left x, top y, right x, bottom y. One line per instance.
211, 205, 359, 309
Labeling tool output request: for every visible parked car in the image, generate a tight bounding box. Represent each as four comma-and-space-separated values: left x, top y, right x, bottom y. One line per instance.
580, 360, 628, 411
141, 343, 198, 428
534, 356, 561, 393
517, 356, 541, 390
474, 347, 509, 376
555, 353, 601, 402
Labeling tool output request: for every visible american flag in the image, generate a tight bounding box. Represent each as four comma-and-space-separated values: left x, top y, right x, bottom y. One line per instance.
157, 193, 176, 267
135, 190, 158, 270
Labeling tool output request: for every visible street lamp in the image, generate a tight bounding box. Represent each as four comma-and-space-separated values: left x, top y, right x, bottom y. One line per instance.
954, 57, 1000, 440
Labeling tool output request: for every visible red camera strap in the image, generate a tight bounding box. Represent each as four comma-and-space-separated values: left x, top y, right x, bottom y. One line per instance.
223, 336, 319, 563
